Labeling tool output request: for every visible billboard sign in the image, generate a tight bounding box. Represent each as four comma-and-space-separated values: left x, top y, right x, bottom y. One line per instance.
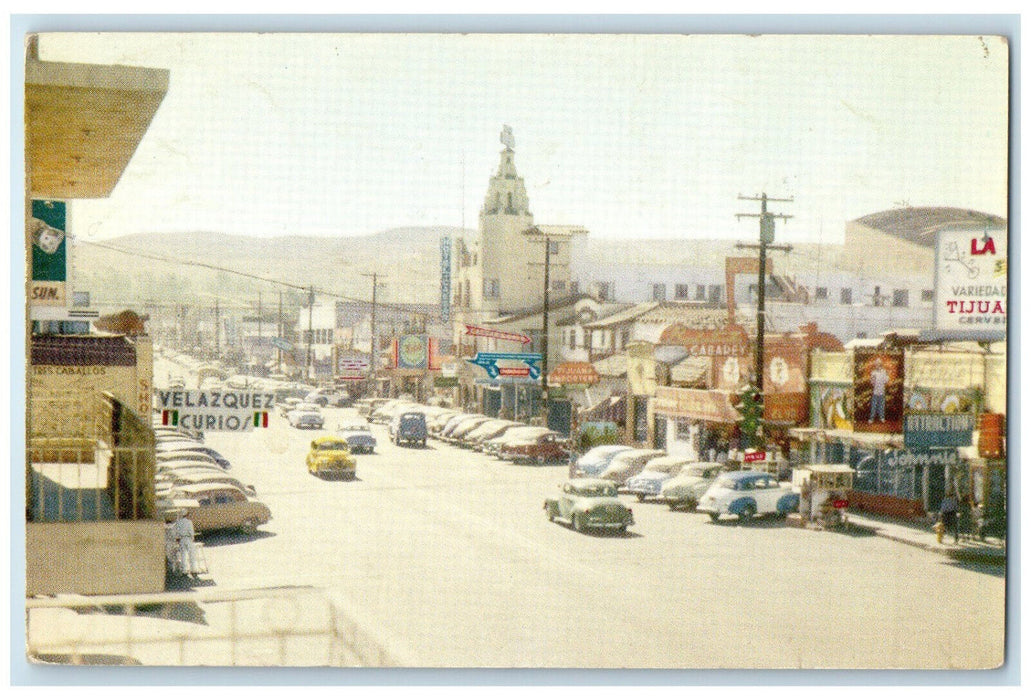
440, 235, 452, 323
853, 349, 904, 433
396, 335, 429, 370
903, 412, 976, 449
934, 227, 1007, 338
30, 199, 67, 306
467, 352, 542, 379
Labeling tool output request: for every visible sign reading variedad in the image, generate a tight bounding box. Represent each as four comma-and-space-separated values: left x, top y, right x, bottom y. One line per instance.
466, 352, 542, 379
463, 325, 531, 345
155, 389, 274, 431
548, 362, 600, 386
934, 227, 1007, 337
903, 412, 976, 449
30, 200, 68, 306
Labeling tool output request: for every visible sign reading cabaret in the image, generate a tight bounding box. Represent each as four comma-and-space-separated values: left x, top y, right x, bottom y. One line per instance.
659, 323, 749, 358
934, 227, 1007, 336
653, 386, 740, 423
903, 412, 975, 449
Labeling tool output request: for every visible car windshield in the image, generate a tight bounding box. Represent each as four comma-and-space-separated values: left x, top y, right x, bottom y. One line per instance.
316, 441, 349, 451
575, 484, 617, 498
296, 403, 319, 411
341, 425, 369, 432
716, 477, 738, 489
685, 466, 711, 478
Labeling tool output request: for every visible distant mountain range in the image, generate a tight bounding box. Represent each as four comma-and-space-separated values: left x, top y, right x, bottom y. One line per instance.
70, 226, 849, 312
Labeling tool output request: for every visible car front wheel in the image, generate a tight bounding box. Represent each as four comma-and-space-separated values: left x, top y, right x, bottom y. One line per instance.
738, 505, 756, 523
572, 513, 585, 533
709, 512, 719, 522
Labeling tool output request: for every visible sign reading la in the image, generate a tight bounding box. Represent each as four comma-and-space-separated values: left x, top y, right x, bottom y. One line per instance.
935, 227, 1007, 334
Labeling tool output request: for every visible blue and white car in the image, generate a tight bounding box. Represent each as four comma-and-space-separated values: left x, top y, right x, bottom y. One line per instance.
572, 445, 634, 477
337, 423, 377, 454
697, 470, 799, 523
624, 455, 697, 502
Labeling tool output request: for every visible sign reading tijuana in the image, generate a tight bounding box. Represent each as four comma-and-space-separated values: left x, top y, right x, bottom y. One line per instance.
548, 362, 600, 386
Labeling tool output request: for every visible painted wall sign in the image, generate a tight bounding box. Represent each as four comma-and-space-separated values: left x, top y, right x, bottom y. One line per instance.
653, 386, 740, 423
155, 389, 274, 431
934, 227, 1007, 336
658, 323, 750, 358
903, 412, 975, 449
853, 349, 904, 433
548, 362, 600, 386
335, 355, 369, 377
30, 199, 68, 306
396, 334, 429, 370
463, 325, 531, 344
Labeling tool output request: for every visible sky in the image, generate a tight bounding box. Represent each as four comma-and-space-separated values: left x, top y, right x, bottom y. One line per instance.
36, 31, 1010, 244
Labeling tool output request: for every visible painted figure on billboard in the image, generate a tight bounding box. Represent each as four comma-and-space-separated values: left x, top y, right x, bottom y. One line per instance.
854, 350, 904, 433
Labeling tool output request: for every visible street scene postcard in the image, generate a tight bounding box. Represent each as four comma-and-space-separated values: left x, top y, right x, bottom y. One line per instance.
21, 31, 1009, 672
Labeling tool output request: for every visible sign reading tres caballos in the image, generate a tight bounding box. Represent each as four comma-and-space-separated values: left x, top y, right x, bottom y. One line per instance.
934, 227, 1007, 337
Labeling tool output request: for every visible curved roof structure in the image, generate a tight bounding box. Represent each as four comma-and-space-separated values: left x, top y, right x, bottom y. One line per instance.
854, 207, 1006, 248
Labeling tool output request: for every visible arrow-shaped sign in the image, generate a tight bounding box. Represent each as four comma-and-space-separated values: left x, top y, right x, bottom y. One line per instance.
464, 325, 532, 344
467, 352, 542, 379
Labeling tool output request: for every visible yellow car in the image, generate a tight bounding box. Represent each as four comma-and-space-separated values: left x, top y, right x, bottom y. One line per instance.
306, 436, 357, 480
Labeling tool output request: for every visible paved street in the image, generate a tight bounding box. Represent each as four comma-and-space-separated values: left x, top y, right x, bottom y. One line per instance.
181, 400, 1005, 669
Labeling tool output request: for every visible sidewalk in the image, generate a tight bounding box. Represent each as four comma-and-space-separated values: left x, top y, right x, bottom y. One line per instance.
844, 510, 1007, 564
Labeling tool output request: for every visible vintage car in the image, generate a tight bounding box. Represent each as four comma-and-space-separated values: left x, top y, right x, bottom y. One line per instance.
598, 448, 667, 486
287, 402, 325, 430
624, 455, 699, 502
659, 461, 727, 510
573, 444, 635, 477
155, 442, 231, 469
441, 415, 492, 443
305, 387, 351, 408
306, 436, 357, 480
337, 423, 378, 454
499, 431, 568, 465
278, 397, 303, 417
156, 468, 257, 498
544, 478, 634, 534
389, 411, 428, 447
171, 483, 272, 535
697, 470, 799, 522
484, 426, 551, 456
156, 452, 222, 469
463, 420, 524, 450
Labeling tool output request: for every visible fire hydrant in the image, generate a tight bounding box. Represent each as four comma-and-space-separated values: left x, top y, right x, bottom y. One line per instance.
933, 520, 945, 543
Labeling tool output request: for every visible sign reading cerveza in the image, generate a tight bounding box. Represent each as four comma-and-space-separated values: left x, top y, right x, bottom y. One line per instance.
903, 412, 975, 449
156, 389, 275, 431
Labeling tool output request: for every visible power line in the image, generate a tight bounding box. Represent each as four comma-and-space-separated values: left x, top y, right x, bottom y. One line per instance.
74, 238, 437, 318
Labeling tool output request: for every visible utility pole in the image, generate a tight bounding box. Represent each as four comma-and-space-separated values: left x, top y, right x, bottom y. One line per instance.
257, 291, 262, 375
214, 299, 221, 361
361, 273, 382, 396
277, 290, 283, 374
306, 286, 314, 382
735, 193, 792, 438
541, 233, 551, 429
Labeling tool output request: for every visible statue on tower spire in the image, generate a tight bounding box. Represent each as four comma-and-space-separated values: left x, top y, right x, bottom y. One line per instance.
500, 124, 515, 150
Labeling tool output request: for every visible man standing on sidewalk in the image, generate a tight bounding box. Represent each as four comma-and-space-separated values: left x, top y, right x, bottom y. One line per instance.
940, 490, 960, 544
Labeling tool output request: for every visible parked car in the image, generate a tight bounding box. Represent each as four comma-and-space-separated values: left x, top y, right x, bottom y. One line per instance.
170, 483, 272, 535
155, 442, 231, 469
337, 423, 377, 454
598, 449, 667, 486
500, 431, 568, 464
278, 397, 303, 417
444, 415, 493, 444
463, 420, 523, 450
624, 455, 699, 502
427, 410, 462, 435
305, 436, 357, 480
156, 468, 257, 497
305, 387, 351, 408
543, 478, 635, 534
659, 462, 727, 510
287, 402, 325, 430
484, 426, 551, 456
390, 411, 428, 447
274, 384, 315, 403
156, 452, 221, 469
356, 397, 391, 420
697, 470, 799, 523
572, 444, 634, 477
156, 457, 224, 474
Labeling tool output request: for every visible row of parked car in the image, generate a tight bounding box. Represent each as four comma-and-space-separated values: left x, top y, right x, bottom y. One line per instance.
550, 444, 800, 534
153, 420, 273, 536
359, 398, 571, 463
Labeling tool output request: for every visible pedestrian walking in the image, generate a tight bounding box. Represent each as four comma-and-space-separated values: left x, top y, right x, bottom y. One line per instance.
940, 490, 959, 544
